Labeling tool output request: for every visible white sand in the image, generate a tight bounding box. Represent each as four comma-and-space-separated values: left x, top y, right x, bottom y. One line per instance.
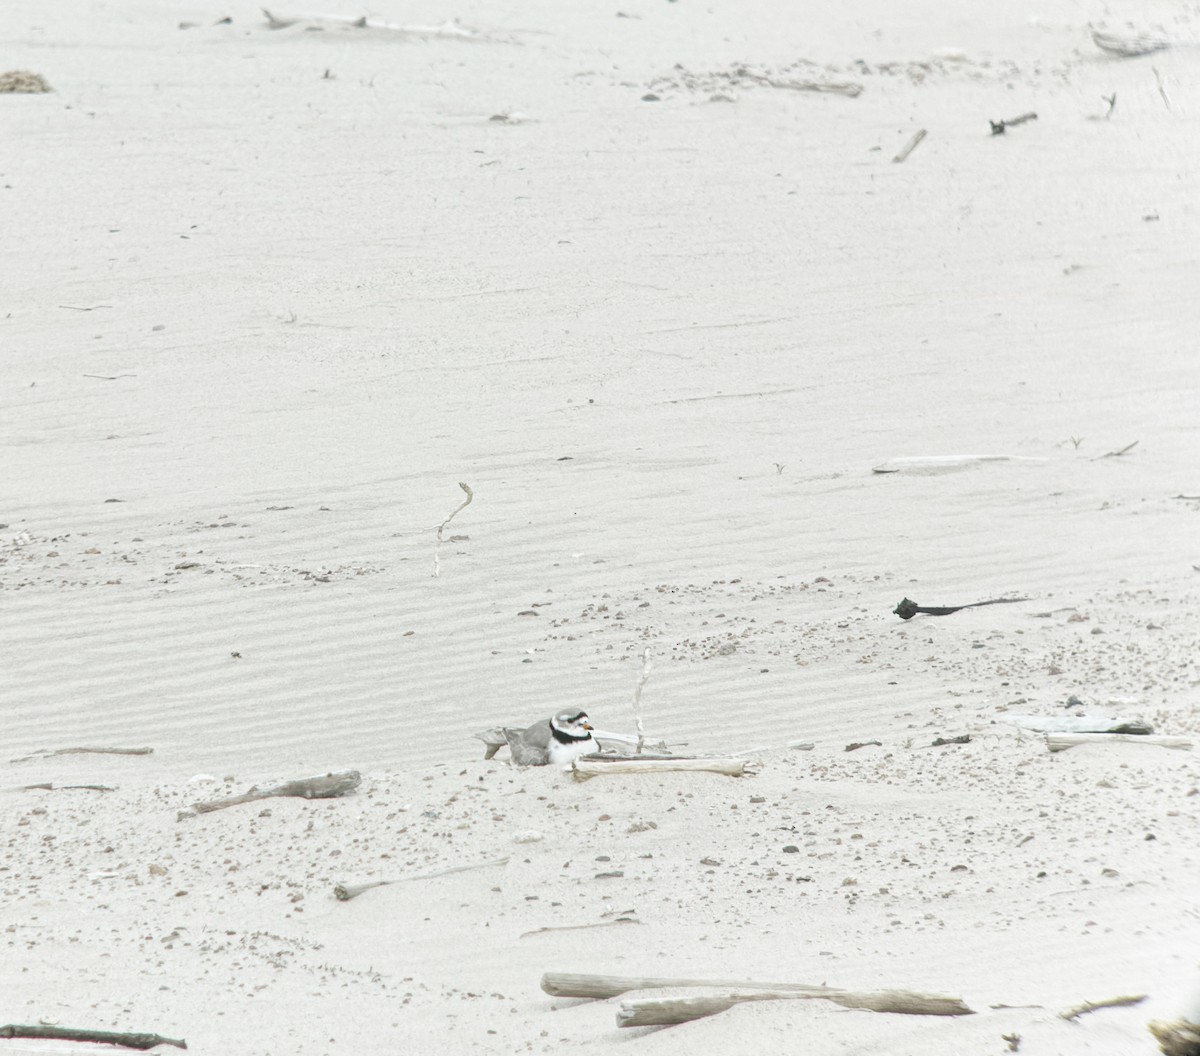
3, 0, 1199, 1052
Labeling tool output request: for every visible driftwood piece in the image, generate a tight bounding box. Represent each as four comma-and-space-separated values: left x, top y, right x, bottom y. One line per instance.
335, 856, 509, 901
892, 129, 927, 163
541, 972, 838, 999
9, 746, 153, 763
521, 917, 640, 939
180, 770, 361, 819
0, 1024, 186, 1050
1003, 715, 1153, 735
1046, 734, 1192, 753
739, 72, 863, 97
570, 756, 746, 782
1059, 993, 1147, 1020
4, 783, 114, 793
616, 988, 974, 1027
873, 455, 1046, 475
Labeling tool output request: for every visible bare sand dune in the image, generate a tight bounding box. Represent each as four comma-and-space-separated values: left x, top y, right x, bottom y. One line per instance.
2, 0, 1198, 1053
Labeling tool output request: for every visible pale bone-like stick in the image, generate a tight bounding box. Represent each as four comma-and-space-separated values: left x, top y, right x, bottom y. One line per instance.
571, 757, 746, 782
179, 770, 361, 819
1059, 993, 1146, 1020
892, 129, 927, 163
335, 855, 510, 901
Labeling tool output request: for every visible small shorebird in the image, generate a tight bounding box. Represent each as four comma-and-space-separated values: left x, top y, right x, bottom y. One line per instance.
503, 710, 595, 767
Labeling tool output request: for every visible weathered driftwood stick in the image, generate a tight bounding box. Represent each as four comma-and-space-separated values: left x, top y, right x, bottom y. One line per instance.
9, 746, 153, 763
740, 72, 863, 97
570, 757, 746, 782
892, 129, 927, 163
873, 455, 1046, 475
335, 855, 510, 901
183, 770, 361, 818
541, 972, 838, 1000
1046, 734, 1192, 753
433, 481, 474, 577
5, 783, 115, 793
1004, 715, 1153, 735
0, 1024, 186, 1050
616, 988, 974, 1026
521, 917, 640, 939
1059, 993, 1147, 1021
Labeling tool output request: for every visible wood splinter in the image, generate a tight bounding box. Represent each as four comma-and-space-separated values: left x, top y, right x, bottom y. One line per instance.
0, 1024, 186, 1050
335, 856, 510, 901
9, 746, 153, 764
570, 756, 747, 782
892, 129, 927, 163
1059, 993, 1147, 1021
179, 770, 361, 820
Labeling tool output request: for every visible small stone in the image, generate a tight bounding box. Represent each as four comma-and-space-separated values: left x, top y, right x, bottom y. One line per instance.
782, 845, 799, 854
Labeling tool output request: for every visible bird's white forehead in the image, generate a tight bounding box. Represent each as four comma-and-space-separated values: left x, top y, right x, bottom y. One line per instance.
552, 710, 589, 726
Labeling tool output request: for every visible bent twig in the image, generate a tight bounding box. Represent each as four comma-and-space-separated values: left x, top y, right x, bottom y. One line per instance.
0, 1024, 186, 1050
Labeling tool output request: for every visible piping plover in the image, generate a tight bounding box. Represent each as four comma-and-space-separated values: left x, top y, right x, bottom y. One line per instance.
503, 709, 594, 767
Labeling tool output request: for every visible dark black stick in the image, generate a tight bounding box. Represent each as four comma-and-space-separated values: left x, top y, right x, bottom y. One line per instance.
893, 597, 1027, 621
0, 1025, 186, 1050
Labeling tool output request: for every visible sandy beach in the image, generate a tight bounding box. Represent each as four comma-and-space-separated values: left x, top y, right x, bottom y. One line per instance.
3, 1, 1199, 1052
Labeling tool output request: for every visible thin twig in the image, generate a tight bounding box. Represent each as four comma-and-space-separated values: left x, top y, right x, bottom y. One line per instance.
9, 746, 153, 763
521, 917, 640, 939
4, 783, 115, 792
1059, 993, 1147, 1021
433, 482, 474, 577
740, 72, 863, 97
892, 129, 927, 163
335, 855, 509, 901
1096, 440, 1138, 460
631, 647, 652, 754
1152, 67, 1171, 110
0, 1025, 186, 1050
